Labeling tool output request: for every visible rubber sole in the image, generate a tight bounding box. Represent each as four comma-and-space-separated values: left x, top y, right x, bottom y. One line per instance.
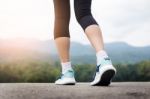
63, 83, 76, 85
55, 82, 76, 85
94, 69, 115, 86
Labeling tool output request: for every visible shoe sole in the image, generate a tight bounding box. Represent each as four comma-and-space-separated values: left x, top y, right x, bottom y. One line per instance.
55, 82, 76, 85
94, 69, 115, 86
61, 83, 76, 85
55, 78, 76, 85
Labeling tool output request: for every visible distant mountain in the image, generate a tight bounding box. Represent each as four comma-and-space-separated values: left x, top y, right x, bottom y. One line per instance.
105, 42, 150, 64
0, 38, 150, 64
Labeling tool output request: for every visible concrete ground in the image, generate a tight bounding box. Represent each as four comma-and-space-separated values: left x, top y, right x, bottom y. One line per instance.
0, 82, 150, 99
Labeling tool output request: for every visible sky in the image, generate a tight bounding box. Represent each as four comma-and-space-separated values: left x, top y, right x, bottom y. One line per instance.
0, 0, 150, 47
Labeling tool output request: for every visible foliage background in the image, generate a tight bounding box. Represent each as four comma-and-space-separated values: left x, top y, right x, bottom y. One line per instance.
0, 60, 149, 82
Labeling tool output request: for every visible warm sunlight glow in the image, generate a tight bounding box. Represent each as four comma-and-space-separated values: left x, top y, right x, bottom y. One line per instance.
0, 0, 150, 46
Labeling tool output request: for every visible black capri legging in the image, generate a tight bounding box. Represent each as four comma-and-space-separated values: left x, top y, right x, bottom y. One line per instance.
53, 0, 98, 39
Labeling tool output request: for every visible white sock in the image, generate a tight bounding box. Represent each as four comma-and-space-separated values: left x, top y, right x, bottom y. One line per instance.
96, 50, 109, 66
61, 61, 73, 74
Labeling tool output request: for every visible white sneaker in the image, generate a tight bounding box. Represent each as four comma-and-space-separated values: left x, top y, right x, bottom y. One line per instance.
90, 57, 116, 86
55, 70, 76, 85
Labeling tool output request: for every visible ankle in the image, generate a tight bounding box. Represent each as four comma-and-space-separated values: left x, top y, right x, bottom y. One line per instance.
61, 61, 73, 74
96, 50, 109, 65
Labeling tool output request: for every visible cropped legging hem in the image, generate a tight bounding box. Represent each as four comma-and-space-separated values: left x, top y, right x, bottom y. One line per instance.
79, 15, 98, 31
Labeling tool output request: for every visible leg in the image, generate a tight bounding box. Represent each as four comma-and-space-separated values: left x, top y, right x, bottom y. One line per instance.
53, 0, 70, 63
74, 0, 103, 52
53, 0, 76, 85
74, 0, 116, 86
85, 25, 104, 52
